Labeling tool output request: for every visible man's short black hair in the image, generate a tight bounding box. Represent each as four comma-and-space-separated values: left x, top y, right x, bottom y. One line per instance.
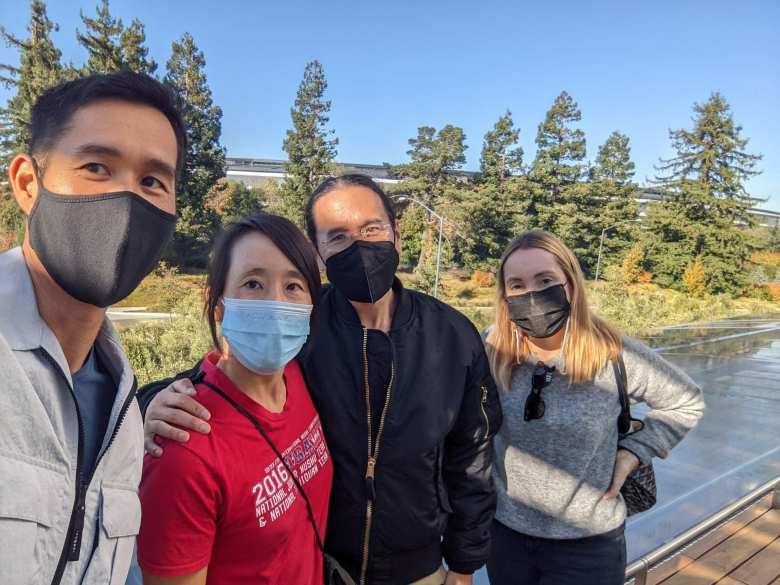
29, 70, 187, 178
305, 173, 397, 247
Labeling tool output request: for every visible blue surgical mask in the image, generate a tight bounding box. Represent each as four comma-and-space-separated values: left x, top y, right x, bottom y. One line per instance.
221, 298, 313, 375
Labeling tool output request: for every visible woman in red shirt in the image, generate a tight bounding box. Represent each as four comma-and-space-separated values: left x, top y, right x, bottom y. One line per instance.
137, 214, 333, 585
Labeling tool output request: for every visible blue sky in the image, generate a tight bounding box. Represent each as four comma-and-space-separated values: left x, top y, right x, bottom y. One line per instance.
2, 0, 779, 209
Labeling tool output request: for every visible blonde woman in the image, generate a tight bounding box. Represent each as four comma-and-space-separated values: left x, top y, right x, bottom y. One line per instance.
484, 230, 704, 585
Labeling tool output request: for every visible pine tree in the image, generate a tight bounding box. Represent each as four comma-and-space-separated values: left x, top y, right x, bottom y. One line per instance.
576, 131, 640, 275
646, 93, 762, 295
77, 0, 123, 74
0, 0, 65, 241
480, 111, 523, 186
119, 19, 156, 75
393, 124, 467, 206
398, 204, 427, 266
164, 32, 226, 267
656, 92, 761, 221
529, 91, 586, 232
393, 124, 467, 271
454, 181, 518, 272
280, 60, 338, 227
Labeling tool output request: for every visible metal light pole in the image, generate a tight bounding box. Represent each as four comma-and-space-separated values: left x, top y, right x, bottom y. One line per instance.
392, 195, 447, 298
595, 220, 634, 281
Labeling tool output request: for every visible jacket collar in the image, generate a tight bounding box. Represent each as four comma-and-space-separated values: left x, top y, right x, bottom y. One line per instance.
0, 247, 49, 352
330, 277, 414, 331
0, 247, 126, 389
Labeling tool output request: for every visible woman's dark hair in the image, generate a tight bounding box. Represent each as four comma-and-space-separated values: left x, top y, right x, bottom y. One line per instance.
305, 173, 397, 247
205, 213, 322, 352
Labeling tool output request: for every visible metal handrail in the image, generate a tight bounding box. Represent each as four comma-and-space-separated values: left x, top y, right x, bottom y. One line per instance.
625, 475, 780, 585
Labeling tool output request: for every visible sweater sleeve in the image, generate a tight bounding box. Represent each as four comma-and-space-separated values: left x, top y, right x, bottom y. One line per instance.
617, 337, 705, 466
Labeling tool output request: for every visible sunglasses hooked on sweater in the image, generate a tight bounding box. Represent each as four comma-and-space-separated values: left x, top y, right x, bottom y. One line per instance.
524, 361, 556, 422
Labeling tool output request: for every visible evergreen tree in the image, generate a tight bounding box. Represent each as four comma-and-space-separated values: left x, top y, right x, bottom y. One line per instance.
119, 19, 157, 75
768, 226, 780, 252
398, 204, 427, 266
280, 60, 338, 227
164, 32, 226, 267
1, 0, 64, 160
480, 111, 523, 186
656, 92, 761, 221
575, 131, 640, 275
77, 0, 123, 74
393, 124, 467, 206
454, 181, 519, 272
646, 93, 762, 294
529, 91, 586, 232
0, 0, 65, 240
393, 124, 467, 271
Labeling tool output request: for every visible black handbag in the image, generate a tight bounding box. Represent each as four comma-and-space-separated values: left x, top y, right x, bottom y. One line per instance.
612, 356, 657, 516
196, 376, 358, 585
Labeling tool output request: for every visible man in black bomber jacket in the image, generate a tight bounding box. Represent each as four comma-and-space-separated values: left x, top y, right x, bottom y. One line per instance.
139, 174, 502, 585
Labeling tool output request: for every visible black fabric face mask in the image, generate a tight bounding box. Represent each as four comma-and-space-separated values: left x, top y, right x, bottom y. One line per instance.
506, 283, 571, 339
325, 240, 399, 303
28, 183, 177, 308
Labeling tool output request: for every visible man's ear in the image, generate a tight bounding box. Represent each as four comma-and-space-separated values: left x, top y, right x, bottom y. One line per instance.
9, 154, 38, 216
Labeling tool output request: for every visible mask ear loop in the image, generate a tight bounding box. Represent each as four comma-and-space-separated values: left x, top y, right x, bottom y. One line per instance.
513, 325, 522, 365
560, 316, 572, 385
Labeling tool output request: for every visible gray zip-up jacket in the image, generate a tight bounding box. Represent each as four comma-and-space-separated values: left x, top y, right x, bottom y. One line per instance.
0, 247, 143, 585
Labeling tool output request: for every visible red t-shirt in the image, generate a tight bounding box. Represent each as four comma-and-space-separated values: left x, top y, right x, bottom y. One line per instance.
138, 353, 333, 585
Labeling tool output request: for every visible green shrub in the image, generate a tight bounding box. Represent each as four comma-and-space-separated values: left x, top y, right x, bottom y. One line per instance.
120, 291, 212, 386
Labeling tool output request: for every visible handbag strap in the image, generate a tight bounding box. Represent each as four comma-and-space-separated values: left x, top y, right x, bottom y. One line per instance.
611, 354, 633, 436
190, 372, 326, 553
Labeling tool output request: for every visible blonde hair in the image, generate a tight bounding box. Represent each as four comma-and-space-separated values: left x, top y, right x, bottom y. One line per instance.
486, 230, 623, 389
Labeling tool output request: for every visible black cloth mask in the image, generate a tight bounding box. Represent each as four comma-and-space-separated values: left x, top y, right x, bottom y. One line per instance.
325, 240, 399, 303
28, 183, 177, 308
506, 283, 571, 339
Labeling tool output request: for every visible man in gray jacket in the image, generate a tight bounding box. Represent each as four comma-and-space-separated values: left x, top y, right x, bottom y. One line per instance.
0, 71, 184, 585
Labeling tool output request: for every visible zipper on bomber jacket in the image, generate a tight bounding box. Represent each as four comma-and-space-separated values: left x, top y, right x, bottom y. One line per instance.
480, 385, 491, 441
359, 328, 395, 585
49, 361, 138, 585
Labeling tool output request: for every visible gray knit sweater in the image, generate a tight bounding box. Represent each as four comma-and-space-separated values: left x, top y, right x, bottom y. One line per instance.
493, 336, 704, 539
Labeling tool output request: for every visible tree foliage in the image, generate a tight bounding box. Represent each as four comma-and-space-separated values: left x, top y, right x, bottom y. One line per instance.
529, 91, 586, 232
280, 60, 338, 227
480, 110, 523, 186
119, 18, 157, 75
393, 125, 467, 206
646, 93, 762, 294
77, 0, 124, 74
683, 255, 707, 298
575, 131, 640, 275
0, 0, 66, 241
164, 32, 226, 267
206, 178, 272, 226
78, 1, 156, 75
